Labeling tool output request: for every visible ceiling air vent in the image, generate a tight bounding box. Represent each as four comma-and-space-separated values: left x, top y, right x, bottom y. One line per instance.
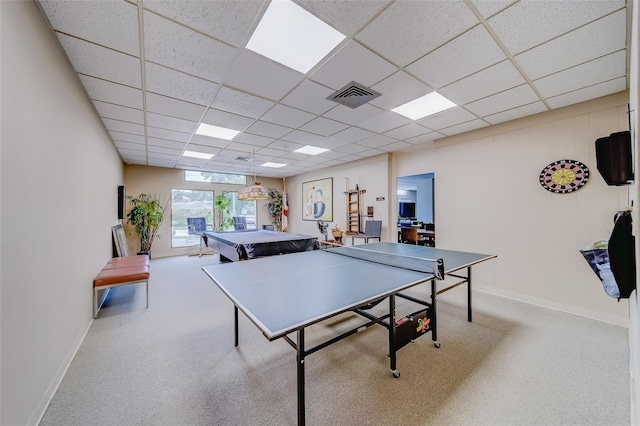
327, 81, 381, 109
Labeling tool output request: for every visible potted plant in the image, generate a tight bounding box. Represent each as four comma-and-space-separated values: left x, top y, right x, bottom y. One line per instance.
266, 188, 283, 230
126, 193, 167, 257
214, 193, 233, 231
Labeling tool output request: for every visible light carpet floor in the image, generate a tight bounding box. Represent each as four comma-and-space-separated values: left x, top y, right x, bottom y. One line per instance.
40, 254, 630, 426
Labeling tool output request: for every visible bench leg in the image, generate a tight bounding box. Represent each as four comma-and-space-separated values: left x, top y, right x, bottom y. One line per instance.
93, 288, 99, 318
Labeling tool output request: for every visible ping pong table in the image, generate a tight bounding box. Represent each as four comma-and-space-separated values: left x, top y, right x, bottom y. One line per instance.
202, 242, 495, 425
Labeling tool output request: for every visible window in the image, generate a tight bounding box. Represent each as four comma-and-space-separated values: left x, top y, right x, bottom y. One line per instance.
226, 192, 257, 230
171, 189, 214, 248
185, 170, 246, 185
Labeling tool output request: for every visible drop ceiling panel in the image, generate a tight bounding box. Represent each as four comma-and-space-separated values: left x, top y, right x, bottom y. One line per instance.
147, 145, 182, 156
465, 84, 540, 117
37, 0, 630, 176
144, 62, 219, 106
299, 117, 349, 136
546, 77, 627, 109
322, 103, 382, 127
146, 112, 197, 134
115, 141, 145, 152
515, 10, 627, 80
356, 1, 478, 67
233, 132, 276, 148
309, 41, 397, 89
211, 86, 275, 119
147, 137, 186, 150
57, 34, 141, 87
417, 107, 478, 130
331, 127, 376, 143
143, 11, 237, 82
142, 0, 262, 47
103, 118, 144, 135
488, 0, 625, 55
380, 140, 412, 152
224, 50, 303, 101
470, 0, 516, 19
245, 121, 293, 139
202, 108, 256, 132
407, 25, 506, 90
261, 104, 315, 128
79, 75, 143, 109
484, 101, 548, 125
439, 119, 489, 136
383, 123, 432, 140
146, 127, 190, 143
369, 71, 433, 110
39, 0, 139, 55
148, 158, 178, 168
358, 134, 396, 148
145, 93, 205, 122
266, 140, 305, 152
533, 50, 626, 98
280, 80, 337, 115
439, 60, 526, 105
298, 0, 393, 36
188, 134, 230, 149
357, 110, 411, 133
281, 130, 329, 145
110, 131, 145, 144
333, 143, 374, 155
93, 101, 144, 124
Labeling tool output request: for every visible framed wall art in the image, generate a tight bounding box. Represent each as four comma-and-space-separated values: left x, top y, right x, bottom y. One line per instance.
302, 178, 333, 221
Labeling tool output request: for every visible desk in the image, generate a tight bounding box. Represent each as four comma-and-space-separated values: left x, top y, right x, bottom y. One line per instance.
204, 229, 318, 262
202, 242, 495, 425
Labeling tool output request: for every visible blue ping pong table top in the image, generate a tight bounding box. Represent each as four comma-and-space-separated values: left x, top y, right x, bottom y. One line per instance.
202, 242, 494, 340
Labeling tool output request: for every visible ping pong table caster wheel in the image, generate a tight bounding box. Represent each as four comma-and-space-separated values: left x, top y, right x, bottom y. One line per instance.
433, 341, 441, 348
392, 370, 400, 378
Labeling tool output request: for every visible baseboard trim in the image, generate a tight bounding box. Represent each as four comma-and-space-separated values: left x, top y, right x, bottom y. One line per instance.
27, 311, 96, 426
474, 285, 629, 328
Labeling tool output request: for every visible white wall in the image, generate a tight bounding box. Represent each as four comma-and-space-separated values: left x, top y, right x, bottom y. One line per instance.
286, 154, 390, 241
0, 2, 124, 424
394, 92, 630, 326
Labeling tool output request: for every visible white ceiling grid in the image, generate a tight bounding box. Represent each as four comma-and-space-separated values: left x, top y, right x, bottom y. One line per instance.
36, 0, 630, 178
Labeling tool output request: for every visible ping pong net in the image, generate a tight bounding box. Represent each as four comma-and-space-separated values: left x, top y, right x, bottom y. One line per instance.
321, 245, 445, 279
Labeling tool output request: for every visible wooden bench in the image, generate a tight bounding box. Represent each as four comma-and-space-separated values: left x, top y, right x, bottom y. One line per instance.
93, 255, 150, 318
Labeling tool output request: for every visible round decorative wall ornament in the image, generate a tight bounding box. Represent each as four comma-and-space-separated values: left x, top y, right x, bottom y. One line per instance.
539, 159, 590, 194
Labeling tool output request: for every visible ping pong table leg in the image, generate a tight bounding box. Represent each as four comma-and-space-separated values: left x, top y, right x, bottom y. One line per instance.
467, 267, 473, 322
297, 328, 306, 426
431, 278, 438, 344
388, 295, 400, 378
234, 306, 239, 347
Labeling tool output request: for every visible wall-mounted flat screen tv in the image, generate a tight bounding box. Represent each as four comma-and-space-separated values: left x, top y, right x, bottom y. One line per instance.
399, 202, 416, 218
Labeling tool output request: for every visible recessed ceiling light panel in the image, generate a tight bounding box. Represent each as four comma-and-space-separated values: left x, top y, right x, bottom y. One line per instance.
195, 123, 239, 140
262, 162, 286, 168
295, 145, 329, 155
392, 92, 456, 120
246, 0, 346, 73
183, 150, 214, 160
